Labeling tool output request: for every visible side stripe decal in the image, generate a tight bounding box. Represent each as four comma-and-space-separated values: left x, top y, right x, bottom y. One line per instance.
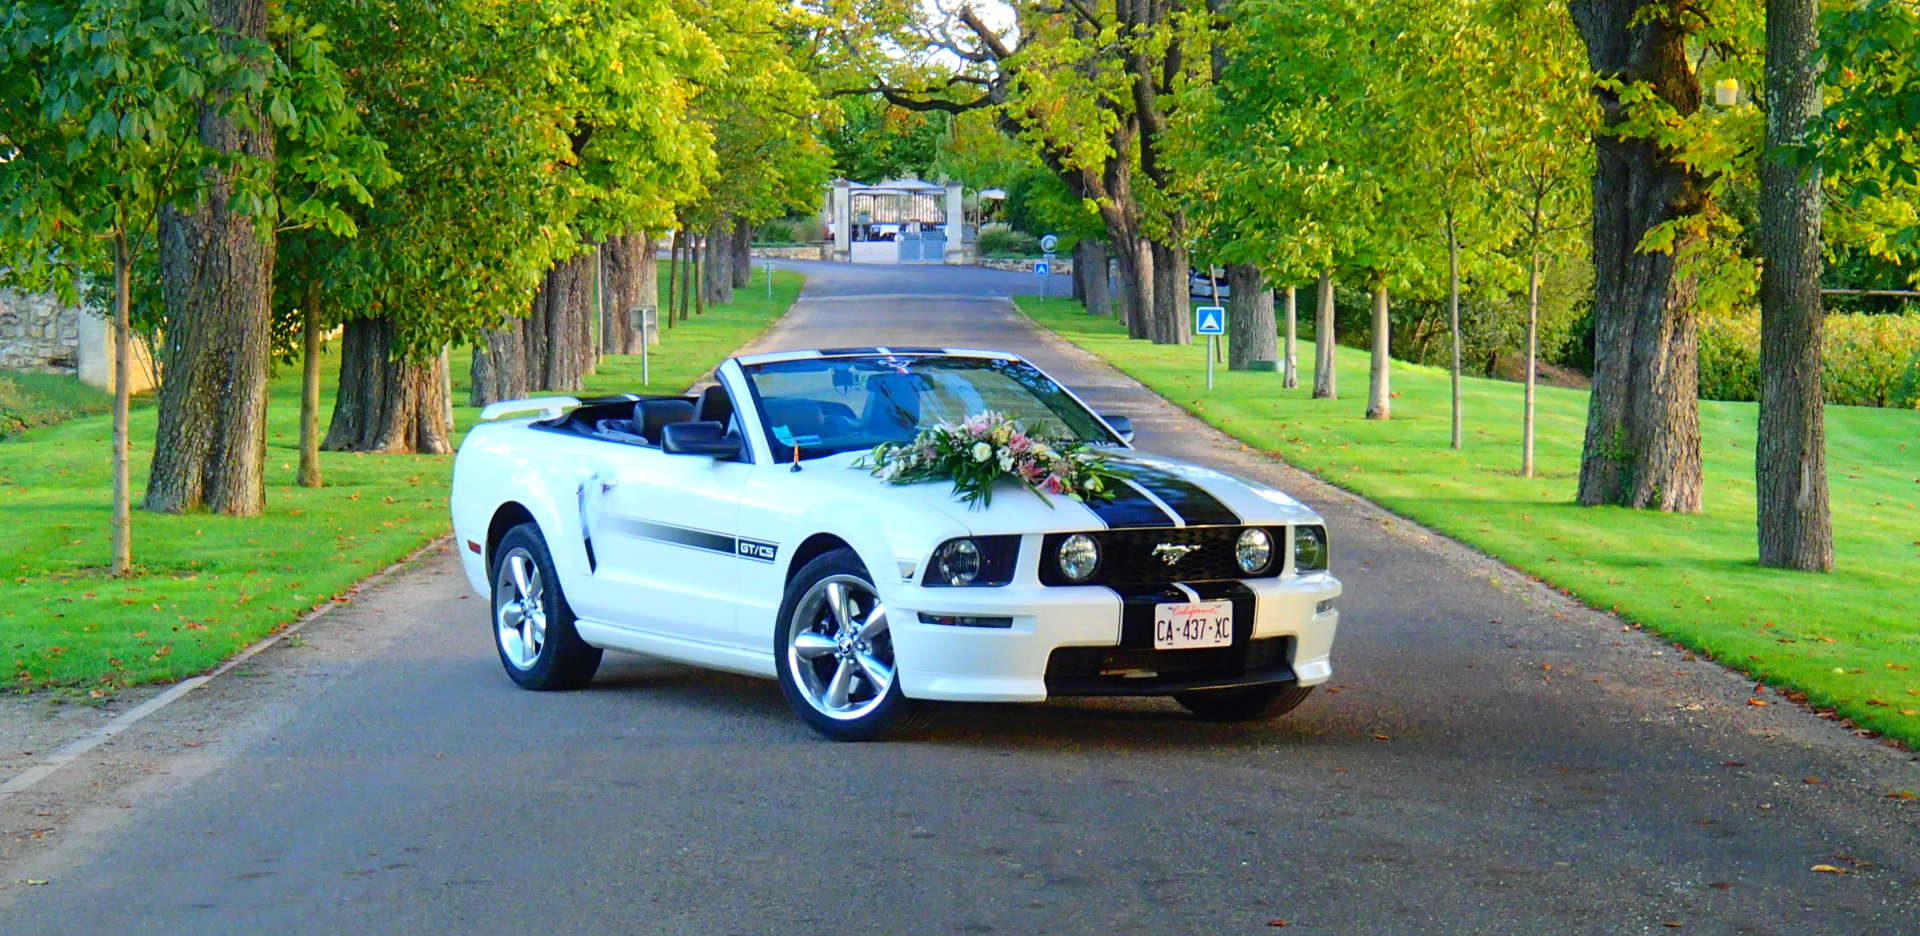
603, 517, 780, 564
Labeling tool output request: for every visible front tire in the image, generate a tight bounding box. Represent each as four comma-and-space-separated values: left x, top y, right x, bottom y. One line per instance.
491, 523, 602, 690
1174, 683, 1314, 722
774, 548, 931, 741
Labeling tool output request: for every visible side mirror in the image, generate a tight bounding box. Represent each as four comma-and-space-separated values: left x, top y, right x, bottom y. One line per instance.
1103, 414, 1135, 444
661, 421, 741, 458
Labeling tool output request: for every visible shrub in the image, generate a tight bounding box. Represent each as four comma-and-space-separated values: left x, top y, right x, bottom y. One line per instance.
754, 218, 820, 245
0, 371, 114, 439
977, 223, 1040, 258
1698, 309, 1920, 408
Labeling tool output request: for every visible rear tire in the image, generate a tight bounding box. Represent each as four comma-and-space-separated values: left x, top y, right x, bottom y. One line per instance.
774, 548, 933, 741
491, 523, 602, 690
1174, 683, 1313, 722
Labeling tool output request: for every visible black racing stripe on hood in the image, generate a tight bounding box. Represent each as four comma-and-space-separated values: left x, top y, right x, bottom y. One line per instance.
1108, 458, 1241, 527
1082, 480, 1177, 528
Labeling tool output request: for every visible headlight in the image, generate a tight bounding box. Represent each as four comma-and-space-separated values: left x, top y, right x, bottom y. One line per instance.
1057, 533, 1100, 583
934, 538, 981, 586
1236, 528, 1274, 574
1293, 525, 1328, 572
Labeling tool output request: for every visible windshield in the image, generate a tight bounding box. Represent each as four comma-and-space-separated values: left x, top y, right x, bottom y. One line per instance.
741, 355, 1119, 459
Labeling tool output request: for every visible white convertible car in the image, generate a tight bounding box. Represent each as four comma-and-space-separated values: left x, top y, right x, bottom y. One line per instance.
450, 348, 1341, 740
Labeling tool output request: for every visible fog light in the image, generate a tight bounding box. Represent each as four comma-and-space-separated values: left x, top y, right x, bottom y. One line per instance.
1316, 600, 1335, 615
1294, 525, 1329, 572
1058, 533, 1100, 582
1236, 528, 1274, 574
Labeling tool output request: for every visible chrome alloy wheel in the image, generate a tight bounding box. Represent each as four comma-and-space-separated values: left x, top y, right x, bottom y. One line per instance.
494, 546, 547, 670
786, 575, 895, 721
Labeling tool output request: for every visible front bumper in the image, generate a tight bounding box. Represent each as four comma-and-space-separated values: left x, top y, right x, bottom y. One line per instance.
887, 572, 1340, 703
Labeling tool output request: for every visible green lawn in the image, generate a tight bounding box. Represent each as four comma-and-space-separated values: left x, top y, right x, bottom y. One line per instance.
2, 266, 802, 695
0, 370, 115, 438
1021, 297, 1920, 747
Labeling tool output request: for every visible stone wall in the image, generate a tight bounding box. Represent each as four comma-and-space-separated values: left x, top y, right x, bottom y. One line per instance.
0, 288, 157, 393
749, 244, 829, 261
978, 257, 1074, 276
0, 288, 80, 373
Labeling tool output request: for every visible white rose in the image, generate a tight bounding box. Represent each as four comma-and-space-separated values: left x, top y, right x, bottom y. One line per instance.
972, 441, 992, 462
997, 449, 1014, 471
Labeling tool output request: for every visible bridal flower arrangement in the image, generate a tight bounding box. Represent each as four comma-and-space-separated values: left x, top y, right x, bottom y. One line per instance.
857, 411, 1121, 508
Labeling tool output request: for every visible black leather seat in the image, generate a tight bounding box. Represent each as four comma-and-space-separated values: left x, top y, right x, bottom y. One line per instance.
634, 398, 695, 444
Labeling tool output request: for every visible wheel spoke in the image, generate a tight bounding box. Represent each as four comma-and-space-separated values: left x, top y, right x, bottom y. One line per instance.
854, 652, 892, 693
824, 582, 852, 633
510, 554, 534, 600
528, 608, 546, 645
793, 632, 837, 659
857, 604, 887, 640
824, 658, 854, 709
499, 601, 524, 629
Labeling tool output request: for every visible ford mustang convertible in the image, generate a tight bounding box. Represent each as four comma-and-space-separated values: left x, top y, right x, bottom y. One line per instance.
450, 348, 1341, 740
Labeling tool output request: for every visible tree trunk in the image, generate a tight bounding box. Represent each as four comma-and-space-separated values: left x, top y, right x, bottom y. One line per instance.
702, 221, 733, 307
1080, 241, 1111, 316
1149, 241, 1190, 345
1447, 215, 1463, 450
601, 233, 658, 354
470, 253, 593, 405
111, 234, 133, 576
731, 217, 752, 290
1523, 246, 1541, 477
147, 0, 275, 517
1756, 0, 1832, 571
665, 229, 681, 329
1571, 0, 1707, 513
298, 281, 323, 487
1122, 237, 1154, 339
1071, 240, 1088, 302
1365, 280, 1390, 420
324, 317, 451, 454
1226, 264, 1277, 370
698, 234, 714, 318
1312, 272, 1336, 399
1282, 286, 1298, 389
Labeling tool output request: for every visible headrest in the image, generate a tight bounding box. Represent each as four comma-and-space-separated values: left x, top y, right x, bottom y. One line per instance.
763, 397, 825, 438
634, 398, 694, 442
692, 384, 734, 426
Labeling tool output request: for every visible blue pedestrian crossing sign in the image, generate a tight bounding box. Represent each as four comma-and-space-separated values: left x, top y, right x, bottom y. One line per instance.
1195, 305, 1226, 335
1034, 261, 1051, 277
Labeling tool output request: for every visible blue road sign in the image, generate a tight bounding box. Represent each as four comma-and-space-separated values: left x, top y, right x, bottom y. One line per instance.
1195, 305, 1226, 335
1034, 261, 1051, 277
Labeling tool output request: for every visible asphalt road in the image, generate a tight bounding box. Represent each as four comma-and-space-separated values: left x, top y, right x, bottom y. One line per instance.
3, 261, 1916, 935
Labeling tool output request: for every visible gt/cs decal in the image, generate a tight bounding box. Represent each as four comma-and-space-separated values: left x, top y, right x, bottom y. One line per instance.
736, 538, 779, 563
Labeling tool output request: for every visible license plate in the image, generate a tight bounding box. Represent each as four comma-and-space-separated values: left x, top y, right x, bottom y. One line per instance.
1153, 600, 1234, 650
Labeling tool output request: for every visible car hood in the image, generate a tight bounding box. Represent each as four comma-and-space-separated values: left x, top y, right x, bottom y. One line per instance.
803, 449, 1322, 535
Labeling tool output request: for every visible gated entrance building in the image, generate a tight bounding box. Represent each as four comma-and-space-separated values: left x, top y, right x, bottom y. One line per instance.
822, 178, 979, 265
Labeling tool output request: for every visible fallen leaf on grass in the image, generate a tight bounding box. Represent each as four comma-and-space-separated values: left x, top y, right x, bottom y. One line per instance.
1721, 761, 1746, 768
1747, 698, 1768, 707
1804, 777, 1822, 785
1266, 922, 1290, 928
1810, 864, 1850, 874
1708, 882, 1732, 891
1663, 922, 1683, 928
1887, 791, 1917, 801
1372, 733, 1390, 741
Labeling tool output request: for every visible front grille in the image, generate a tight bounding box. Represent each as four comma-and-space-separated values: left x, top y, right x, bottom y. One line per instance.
1044, 637, 1295, 696
1039, 526, 1284, 586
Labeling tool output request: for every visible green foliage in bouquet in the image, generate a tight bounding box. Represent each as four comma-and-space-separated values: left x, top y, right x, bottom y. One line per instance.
858, 411, 1121, 508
